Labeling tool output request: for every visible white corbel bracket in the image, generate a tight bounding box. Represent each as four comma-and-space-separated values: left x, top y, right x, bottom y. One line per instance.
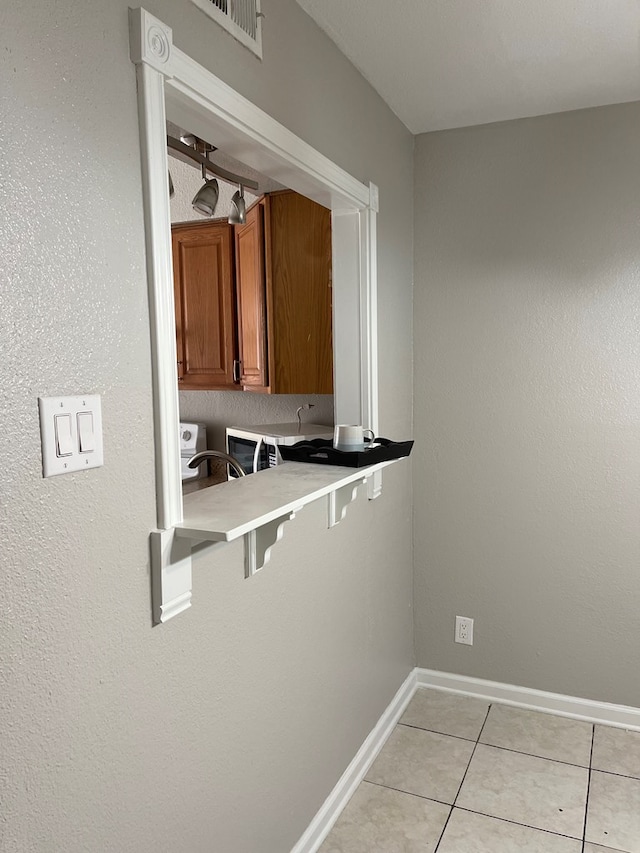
244, 511, 297, 578
327, 474, 370, 528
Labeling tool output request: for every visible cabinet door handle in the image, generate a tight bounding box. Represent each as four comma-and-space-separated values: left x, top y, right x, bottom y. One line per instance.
233, 360, 241, 383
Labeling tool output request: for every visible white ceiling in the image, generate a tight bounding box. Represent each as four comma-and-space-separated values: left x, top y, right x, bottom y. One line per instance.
295, 0, 640, 134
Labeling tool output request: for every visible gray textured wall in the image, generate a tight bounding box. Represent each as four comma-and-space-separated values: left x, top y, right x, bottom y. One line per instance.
0, 2, 414, 851
413, 103, 640, 706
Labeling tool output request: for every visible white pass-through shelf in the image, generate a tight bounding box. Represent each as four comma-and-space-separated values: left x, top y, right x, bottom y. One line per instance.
152, 459, 400, 623
177, 460, 394, 544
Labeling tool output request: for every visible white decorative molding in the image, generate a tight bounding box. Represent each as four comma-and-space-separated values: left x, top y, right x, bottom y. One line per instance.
129, 7, 383, 622
415, 668, 640, 731
150, 529, 193, 623
290, 670, 417, 853
368, 181, 379, 214
129, 8, 174, 72
244, 511, 297, 578
327, 480, 365, 528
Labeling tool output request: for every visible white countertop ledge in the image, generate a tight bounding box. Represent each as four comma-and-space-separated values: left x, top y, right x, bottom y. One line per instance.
176, 459, 396, 543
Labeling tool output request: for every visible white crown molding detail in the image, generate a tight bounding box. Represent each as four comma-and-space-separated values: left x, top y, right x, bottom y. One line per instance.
291, 666, 640, 851
415, 668, 640, 731
129, 8, 174, 73
290, 670, 417, 853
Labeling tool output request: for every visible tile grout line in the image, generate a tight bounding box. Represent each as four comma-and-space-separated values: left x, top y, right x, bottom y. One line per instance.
362, 779, 452, 809
399, 721, 593, 769
581, 724, 595, 852
363, 780, 586, 842
433, 702, 494, 852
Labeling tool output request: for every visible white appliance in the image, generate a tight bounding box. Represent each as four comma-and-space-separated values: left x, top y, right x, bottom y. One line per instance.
225, 422, 334, 477
180, 422, 207, 482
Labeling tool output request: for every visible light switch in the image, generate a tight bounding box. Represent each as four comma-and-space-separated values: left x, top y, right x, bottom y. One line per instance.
54, 414, 74, 457
77, 411, 95, 453
39, 395, 104, 477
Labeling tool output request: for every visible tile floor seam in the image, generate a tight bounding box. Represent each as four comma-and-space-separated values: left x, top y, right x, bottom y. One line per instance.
581, 725, 595, 852
362, 778, 452, 809
433, 702, 494, 852
453, 805, 585, 842
477, 739, 591, 769
588, 766, 640, 781
398, 722, 476, 743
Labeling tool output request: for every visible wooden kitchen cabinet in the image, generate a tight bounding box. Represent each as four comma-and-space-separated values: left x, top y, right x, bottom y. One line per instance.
235, 190, 333, 394
172, 220, 236, 390
172, 189, 333, 394
234, 201, 268, 389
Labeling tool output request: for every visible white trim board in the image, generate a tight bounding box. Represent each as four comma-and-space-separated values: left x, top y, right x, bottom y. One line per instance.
290, 670, 416, 853
291, 667, 640, 852
415, 668, 640, 731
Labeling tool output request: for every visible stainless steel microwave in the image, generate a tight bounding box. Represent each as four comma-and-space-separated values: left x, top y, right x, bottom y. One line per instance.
225, 422, 334, 477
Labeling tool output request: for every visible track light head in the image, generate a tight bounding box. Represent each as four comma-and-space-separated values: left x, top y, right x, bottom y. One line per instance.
228, 185, 246, 225
192, 177, 219, 217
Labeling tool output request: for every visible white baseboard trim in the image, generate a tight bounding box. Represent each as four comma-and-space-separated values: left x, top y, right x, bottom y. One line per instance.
415, 667, 640, 731
290, 669, 417, 853
291, 666, 640, 853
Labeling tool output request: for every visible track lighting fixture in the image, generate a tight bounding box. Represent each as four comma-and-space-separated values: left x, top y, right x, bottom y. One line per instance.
192, 157, 220, 217
228, 185, 246, 225
167, 133, 259, 219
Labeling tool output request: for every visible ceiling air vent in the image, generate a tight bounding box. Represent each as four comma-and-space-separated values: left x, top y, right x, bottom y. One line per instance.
191, 0, 263, 58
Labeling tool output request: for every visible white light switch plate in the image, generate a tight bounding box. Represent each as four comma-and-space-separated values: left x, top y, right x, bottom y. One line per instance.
39, 395, 104, 477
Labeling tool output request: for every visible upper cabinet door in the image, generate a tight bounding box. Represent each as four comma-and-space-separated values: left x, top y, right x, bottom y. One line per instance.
234, 202, 268, 390
265, 192, 333, 395
172, 221, 237, 390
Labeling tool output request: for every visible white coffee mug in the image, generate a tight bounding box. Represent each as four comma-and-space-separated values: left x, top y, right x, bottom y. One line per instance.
333, 424, 375, 452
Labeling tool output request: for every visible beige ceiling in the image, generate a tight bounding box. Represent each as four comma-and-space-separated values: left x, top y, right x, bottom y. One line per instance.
295, 0, 640, 134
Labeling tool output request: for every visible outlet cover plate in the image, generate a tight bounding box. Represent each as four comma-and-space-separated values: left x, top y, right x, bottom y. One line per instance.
455, 615, 474, 645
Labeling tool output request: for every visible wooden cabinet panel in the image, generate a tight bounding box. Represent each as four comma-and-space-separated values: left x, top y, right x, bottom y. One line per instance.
172, 191, 333, 395
265, 192, 333, 395
234, 203, 268, 389
172, 221, 236, 390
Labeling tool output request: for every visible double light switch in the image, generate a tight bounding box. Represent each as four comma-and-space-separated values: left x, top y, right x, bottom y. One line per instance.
39, 395, 104, 477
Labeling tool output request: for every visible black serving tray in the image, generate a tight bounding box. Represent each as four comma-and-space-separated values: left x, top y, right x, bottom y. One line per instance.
278, 437, 414, 468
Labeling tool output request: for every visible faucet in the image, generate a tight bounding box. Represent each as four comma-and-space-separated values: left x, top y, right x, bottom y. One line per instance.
187, 450, 247, 478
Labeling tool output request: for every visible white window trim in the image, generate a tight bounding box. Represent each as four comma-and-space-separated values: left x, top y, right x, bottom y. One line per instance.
129, 8, 380, 622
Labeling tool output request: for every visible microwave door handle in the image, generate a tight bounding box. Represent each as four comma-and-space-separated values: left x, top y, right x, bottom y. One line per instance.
252, 437, 263, 474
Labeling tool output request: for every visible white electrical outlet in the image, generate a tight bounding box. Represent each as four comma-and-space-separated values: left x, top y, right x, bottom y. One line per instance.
455, 616, 474, 645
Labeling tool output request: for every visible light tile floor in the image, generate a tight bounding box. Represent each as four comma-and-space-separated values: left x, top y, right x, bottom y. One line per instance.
320, 689, 640, 853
